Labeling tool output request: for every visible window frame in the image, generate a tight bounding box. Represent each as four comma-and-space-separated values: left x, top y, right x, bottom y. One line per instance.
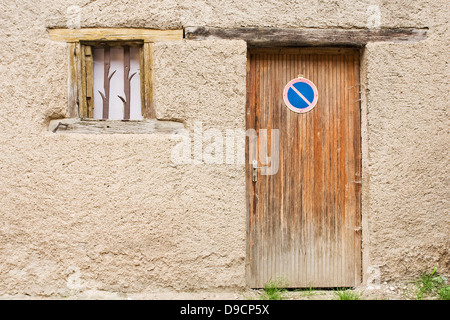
48, 28, 183, 120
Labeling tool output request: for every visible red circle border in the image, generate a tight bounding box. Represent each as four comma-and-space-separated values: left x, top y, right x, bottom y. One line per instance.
283, 78, 319, 113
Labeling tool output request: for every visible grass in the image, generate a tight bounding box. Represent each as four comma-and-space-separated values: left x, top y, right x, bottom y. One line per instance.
296, 284, 319, 297
260, 278, 288, 300
252, 268, 450, 301
437, 286, 450, 300
415, 267, 449, 300
334, 289, 361, 300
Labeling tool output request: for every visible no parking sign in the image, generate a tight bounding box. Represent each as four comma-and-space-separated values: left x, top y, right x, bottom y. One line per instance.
283, 76, 318, 113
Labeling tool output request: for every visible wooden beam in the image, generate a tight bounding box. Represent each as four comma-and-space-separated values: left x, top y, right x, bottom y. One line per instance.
49, 119, 184, 134
48, 28, 183, 42
185, 27, 427, 46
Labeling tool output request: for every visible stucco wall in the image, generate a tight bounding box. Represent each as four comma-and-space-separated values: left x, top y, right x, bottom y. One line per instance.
0, 0, 448, 296
362, 33, 449, 281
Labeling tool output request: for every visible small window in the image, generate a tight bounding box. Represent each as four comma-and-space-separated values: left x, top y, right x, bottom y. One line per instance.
48, 28, 183, 121
77, 41, 151, 120
84, 42, 143, 120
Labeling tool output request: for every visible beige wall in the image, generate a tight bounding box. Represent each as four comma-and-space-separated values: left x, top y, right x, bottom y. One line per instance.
0, 0, 448, 296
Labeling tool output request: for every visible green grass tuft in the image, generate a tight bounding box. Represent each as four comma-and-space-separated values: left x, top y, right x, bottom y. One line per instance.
334, 289, 361, 300
415, 267, 449, 300
260, 278, 288, 300
297, 284, 318, 297
437, 286, 450, 300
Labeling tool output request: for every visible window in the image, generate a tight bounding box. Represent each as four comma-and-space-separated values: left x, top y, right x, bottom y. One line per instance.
48, 28, 183, 120
83, 42, 143, 120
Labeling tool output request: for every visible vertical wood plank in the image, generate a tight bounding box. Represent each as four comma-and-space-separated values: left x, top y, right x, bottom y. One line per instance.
324, 53, 331, 285
68, 42, 79, 118
299, 53, 307, 286
304, 53, 313, 285
139, 45, 146, 118
79, 43, 88, 119
85, 45, 94, 118
292, 54, 300, 283
331, 53, 338, 286
254, 53, 261, 286
143, 42, 155, 118
336, 52, 343, 285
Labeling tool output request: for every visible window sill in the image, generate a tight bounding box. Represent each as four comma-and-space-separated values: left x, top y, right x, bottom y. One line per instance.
49, 118, 184, 134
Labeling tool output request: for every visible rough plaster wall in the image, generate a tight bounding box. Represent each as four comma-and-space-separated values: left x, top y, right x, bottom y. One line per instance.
41, 0, 431, 29
362, 4, 450, 282
0, 0, 448, 296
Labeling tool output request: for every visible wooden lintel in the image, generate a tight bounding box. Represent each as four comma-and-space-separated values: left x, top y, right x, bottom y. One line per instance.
184, 27, 427, 46
48, 28, 183, 42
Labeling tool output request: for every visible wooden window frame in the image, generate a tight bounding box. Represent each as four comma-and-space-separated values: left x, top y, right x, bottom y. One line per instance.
77, 41, 146, 119
48, 28, 183, 120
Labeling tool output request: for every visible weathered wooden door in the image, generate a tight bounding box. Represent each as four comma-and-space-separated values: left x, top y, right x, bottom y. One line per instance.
246, 48, 362, 288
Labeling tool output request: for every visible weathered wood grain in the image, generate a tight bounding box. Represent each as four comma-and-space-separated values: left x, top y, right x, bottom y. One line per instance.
186, 27, 427, 46
143, 42, 155, 118
67, 42, 79, 118
49, 28, 183, 42
49, 119, 184, 134
85, 46, 94, 118
246, 48, 361, 288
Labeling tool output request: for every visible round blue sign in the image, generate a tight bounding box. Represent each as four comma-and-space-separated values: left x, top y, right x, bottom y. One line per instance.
283, 77, 318, 113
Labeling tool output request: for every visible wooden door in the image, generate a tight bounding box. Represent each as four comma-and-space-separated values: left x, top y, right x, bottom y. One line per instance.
246, 48, 361, 288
